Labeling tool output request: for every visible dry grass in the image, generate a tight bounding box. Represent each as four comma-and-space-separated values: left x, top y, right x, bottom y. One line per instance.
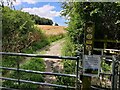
36, 25, 67, 36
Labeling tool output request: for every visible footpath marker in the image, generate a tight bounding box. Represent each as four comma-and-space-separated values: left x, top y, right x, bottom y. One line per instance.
82, 21, 94, 90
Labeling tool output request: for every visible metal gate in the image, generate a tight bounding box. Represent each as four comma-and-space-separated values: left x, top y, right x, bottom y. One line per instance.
0, 52, 80, 90
0, 51, 120, 90
92, 48, 120, 90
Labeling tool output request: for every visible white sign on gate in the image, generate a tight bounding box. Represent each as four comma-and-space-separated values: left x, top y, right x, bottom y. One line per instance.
83, 55, 101, 77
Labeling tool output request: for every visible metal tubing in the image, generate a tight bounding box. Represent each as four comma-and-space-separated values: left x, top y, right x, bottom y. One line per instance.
0, 52, 78, 60
99, 72, 112, 76
0, 67, 76, 77
76, 56, 80, 90
1, 68, 112, 79
0, 77, 75, 89
0, 87, 18, 90
0, 52, 81, 89
112, 56, 116, 90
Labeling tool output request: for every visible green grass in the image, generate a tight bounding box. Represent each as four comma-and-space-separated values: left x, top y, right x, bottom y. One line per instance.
3, 58, 45, 89
48, 33, 65, 43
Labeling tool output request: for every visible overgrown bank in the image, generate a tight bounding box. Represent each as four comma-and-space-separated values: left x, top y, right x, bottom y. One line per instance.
2, 6, 49, 54
2, 6, 66, 89
2, 6, 49, 70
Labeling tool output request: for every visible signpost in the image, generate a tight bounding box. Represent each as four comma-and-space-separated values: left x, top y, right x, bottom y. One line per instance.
84, 21, 94, 55
82, 21, 95, 90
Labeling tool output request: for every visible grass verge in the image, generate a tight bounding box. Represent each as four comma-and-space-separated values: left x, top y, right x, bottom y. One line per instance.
3, 58, 45, 89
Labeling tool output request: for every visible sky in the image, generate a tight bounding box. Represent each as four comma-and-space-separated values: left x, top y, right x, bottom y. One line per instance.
11, 0, 68, 26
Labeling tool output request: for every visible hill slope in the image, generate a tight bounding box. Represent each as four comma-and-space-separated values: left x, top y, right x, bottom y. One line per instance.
36, 25, 67, 36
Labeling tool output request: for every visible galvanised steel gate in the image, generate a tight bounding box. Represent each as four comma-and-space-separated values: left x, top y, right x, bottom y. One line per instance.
0, 51, 120, 90
0, 52, 80, 90
92, 48, 120, 90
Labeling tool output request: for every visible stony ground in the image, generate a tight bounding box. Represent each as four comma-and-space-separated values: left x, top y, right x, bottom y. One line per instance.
38, 39, 65, 89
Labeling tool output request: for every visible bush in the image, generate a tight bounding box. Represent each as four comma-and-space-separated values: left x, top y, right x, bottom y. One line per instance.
3, 58, 45, 89
2, 7, 49, 53
2, 6, 49, 73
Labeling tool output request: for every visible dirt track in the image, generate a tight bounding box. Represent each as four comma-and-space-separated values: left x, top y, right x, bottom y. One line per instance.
39, 39, 65, 89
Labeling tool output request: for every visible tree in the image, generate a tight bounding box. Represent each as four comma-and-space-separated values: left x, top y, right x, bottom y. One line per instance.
61, 2, 120, 49
59, 2, 120, 89
30, 14, 53, 25
0, 0, 16, 9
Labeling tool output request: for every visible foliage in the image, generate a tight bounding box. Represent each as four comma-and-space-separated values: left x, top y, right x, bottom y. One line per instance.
2, 7, 49, 53
0, 0, 16, 9
61, 37, 76, 56
101, 60, 112, 73
61, 2, 120, 49
2, 6, 49, 74
3, 58, 45, 89
59, 2, 119, 88
30, 14, 54, 25
55, 23, 59, 26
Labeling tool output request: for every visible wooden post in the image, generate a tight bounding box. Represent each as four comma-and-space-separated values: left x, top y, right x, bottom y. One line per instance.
82, 21, 94, 90
82, 51, 92, 90
82, 76, 91, 90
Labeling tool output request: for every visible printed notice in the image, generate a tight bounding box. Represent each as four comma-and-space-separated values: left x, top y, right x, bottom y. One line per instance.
83, 55, 101, 77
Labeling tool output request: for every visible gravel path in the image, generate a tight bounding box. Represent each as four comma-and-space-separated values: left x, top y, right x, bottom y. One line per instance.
39, 38, 65, 89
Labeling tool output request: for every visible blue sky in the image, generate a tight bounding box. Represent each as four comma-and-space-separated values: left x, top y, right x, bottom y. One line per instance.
12, 1, 67, 26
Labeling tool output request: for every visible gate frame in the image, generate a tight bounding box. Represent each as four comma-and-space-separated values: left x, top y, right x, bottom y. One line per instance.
92, 48, 120, 90
0, 52, 81, 90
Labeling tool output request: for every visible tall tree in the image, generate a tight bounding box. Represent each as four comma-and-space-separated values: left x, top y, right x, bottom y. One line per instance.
61, 2, 120, 49
0, 0, 16, 9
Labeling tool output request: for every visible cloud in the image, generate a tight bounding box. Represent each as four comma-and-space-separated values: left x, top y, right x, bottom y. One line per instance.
21, 4, 60, 20
3, 0, 74, 6
21, 0, 39, 4
14, 0, 39, 5
13, 0, 63, 5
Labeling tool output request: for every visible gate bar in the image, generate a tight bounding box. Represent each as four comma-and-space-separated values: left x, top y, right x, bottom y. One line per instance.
0, 52, 78, 60
0, 77, 76, 89
0, 67, 76, 77
0, 87, 18, 90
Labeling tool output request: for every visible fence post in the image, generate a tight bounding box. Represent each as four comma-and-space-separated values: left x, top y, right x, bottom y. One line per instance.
76, 56, 80, 90
82, 51, 92, 90
112, 56, 118, 90
118, 55, 120, 90
116, 55, 120, 90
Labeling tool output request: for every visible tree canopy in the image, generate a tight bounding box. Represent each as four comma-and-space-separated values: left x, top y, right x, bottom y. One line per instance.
61, 2, 120, 49
30, 14, 54, 25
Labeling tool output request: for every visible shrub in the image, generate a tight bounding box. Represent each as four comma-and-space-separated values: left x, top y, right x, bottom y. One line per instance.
3, 58, 45, 89
2, 6, 49, 73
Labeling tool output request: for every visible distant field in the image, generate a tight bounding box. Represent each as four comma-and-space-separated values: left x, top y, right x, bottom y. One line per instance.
36, 25, 67, 36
